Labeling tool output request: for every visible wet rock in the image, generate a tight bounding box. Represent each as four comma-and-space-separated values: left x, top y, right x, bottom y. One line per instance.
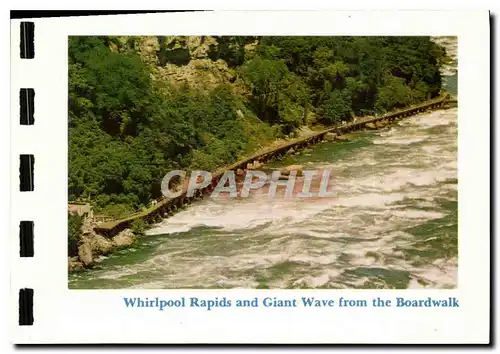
375, 120, 387, 128
78, 242, 93, 267
113, 229, 136, 247
90, 234, 114, 255
282, 164, 304, 177
68, 257, 84, 272
336, 135, 351, 141
365, 122, 377, 130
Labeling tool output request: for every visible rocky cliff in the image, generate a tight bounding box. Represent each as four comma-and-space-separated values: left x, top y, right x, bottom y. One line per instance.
112, 36, 258, 92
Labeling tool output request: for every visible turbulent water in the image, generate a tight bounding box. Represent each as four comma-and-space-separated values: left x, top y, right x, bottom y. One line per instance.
69, 107, 458, 290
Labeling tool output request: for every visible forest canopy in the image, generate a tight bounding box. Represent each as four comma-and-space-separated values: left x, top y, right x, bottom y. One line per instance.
68, 36, 446, 216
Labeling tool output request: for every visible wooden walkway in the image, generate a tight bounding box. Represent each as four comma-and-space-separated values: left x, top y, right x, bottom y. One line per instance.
93, 94, 454, 237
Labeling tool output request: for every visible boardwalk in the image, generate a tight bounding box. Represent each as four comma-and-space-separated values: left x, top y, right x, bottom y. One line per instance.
93, 94, 454, 237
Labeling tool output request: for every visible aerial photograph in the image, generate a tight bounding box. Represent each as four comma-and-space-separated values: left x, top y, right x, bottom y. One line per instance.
67, 36, 458, 290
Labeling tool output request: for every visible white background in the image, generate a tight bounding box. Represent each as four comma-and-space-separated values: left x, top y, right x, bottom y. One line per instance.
1, 0, 496, 351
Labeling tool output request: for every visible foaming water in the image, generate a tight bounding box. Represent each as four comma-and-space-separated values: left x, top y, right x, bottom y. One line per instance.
69, 108, 458, 289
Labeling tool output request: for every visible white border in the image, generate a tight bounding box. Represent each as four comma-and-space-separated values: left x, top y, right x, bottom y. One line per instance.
9, 10, 490, 344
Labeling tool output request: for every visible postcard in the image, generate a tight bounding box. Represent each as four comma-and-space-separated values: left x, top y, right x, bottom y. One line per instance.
10, 10, 490, 344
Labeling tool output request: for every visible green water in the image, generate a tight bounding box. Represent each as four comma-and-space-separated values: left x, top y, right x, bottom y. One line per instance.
69, 107, 458, 289
443, 73, 458, 96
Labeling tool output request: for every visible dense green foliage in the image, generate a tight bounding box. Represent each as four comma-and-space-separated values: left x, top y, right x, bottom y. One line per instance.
254, 36, 444, 124
68, 213, 83, 256
131, 218, 147, 236
69, 36, 445, 215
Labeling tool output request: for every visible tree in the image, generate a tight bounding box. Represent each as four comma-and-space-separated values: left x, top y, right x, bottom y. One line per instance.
239, 57, 289, 122
375, 74, 414, 112
68, 214, 83, 256
320, 89, 353, 124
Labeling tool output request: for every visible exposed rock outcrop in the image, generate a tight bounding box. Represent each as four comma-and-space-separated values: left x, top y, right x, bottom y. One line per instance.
78, 242, 93, 267
89, 234, 114, 255
69, 227, 138, 272
113, 229, 136, 247
68, 257, 84, 272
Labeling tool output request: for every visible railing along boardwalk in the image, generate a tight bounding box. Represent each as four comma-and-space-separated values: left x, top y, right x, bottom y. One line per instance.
93, 94, 454, 237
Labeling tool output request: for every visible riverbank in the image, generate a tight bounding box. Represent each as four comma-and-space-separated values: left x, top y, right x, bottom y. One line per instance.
69, 94, 452, 273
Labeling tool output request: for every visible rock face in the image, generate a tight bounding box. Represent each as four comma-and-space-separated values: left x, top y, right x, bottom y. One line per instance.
119, 36, 237, 90
113, 229, 136, 247
78, 242, 93, 267
69, 227, 138, 272
89, 234, 114, 255
113, 36, 254, 92
68, 257, 84, 272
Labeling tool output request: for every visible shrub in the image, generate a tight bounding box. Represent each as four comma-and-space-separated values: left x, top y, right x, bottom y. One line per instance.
131, 218, 147, 236
68, 213, 83, 256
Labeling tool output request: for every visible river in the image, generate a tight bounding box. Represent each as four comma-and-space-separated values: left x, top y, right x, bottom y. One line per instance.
69, 104, 458, 290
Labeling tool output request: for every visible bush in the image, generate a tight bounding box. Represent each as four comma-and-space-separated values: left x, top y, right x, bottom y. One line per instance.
320, 89, 353, 124
68, 213, 83, 256
131, 218, 147, 236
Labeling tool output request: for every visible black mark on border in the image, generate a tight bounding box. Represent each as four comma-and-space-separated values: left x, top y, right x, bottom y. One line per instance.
20, 89, 34, 125
19, 155, 34, 192
20, 22, 34, 59
19, 221, 34, 257
19, 289, 34, 325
